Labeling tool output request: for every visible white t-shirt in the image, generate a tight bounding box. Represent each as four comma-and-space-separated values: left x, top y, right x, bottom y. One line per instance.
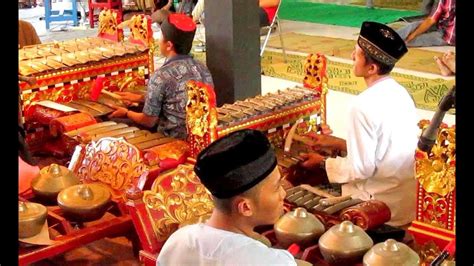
157, 223, 297, 266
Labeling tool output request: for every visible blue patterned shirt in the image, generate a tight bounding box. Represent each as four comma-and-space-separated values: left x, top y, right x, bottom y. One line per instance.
143, 55, 214, 139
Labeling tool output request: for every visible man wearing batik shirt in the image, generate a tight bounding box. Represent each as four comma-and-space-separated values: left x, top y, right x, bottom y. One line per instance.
109, 14, 213, 139
396, 0, 455, 47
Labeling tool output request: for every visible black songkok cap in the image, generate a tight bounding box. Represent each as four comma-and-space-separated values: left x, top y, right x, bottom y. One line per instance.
161, 13, 196, 55
357, 21, 408, 66
194, 129, 278, 199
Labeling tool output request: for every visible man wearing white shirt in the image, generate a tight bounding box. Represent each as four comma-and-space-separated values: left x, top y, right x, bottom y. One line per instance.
157, 129, 296, 265
300, 21, 418, 227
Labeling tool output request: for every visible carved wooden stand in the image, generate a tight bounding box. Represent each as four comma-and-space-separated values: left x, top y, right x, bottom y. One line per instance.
408, 121, 456, 264
126, 162, 214, 265
19, 199, 136, 265
19, 137, 150, 265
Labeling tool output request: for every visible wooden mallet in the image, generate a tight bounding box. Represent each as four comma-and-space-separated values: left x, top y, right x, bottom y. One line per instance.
90, 76, 138, 107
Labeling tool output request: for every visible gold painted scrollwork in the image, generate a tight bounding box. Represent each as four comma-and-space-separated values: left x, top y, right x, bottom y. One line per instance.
76, 137, 148, 195
416, 121, 455, 196
422, 193, 448, 228
21, 85, 85, 111
143, 164, 214, 241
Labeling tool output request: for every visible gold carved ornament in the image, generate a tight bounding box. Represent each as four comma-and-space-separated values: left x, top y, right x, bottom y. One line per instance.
415, 120, 455, 196
119, 14, 151, 47
303, 53, 328, 131
142, 164, 214, 241
415, 240, 455, 266
303, 53, 328, 93
128, 14, 154, 73
185, 80, 218, 158
76, 137, 149, 197
118, 14, 153, 72
144, 140, 190, 167
116, 71, 146, 92
98, 9, 120, 37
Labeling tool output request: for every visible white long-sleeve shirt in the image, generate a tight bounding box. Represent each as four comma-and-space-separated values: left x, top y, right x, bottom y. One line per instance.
157, 223, 296, 266
325, 77, 418, 226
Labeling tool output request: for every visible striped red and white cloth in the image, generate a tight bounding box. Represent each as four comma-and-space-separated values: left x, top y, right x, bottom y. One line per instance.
431, 0, 456, 45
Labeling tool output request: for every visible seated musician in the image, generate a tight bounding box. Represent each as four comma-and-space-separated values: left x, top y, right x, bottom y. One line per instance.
109, 14, 213, 139
19, 20, 41, 48
299, 22, 418, 227
157, 129, 296, 265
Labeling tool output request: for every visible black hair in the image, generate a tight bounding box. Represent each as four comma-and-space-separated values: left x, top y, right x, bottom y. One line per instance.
363, 51, 394, 75
212, 183, 262, 214
164, 36, 193, 55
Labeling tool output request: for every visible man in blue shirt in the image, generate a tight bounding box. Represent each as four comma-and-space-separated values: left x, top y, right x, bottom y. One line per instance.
110, 13, 213, 139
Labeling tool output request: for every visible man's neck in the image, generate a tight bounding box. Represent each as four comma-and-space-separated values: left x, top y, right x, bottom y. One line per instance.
165, 51, 179, 60
364, 74, 390, 88
206, 210, 256, 238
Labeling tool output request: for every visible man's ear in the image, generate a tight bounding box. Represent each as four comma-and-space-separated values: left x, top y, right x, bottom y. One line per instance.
165, 40, 174, 52
235, 197, 254, 217
368, 62, 379, 75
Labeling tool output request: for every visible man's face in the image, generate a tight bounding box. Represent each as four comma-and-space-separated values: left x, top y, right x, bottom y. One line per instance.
351, 44, 371, 77
250, 166, 286, 226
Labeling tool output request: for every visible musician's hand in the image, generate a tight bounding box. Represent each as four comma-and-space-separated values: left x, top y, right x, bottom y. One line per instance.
320, 124, 333, 135
115, 91, 143, 103
19, 75, 37, 86
108, 106, 128, 118
442, 51, 455, 74
299, 152, 325, 169
305, 133, 345, 151
304, 124, 332, 139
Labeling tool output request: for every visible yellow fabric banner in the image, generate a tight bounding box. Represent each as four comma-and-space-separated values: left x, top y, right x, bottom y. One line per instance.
261, 51, 454, 112
266, 32, 450, 75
